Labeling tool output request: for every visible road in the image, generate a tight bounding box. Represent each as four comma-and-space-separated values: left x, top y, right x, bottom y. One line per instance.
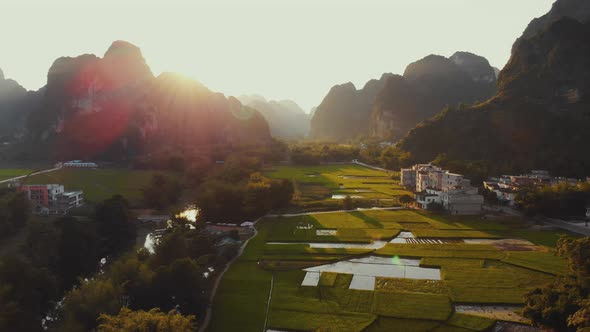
543, 217, 590, 236
0, 167, 61, 185
351, 160, 391, 173
484, 204, 590, 236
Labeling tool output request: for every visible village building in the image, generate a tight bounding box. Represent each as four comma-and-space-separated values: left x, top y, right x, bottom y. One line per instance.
483, 170, 586, 206
19, 184, 84, 215
404, 164, 483, 215
58, 160, 99, 168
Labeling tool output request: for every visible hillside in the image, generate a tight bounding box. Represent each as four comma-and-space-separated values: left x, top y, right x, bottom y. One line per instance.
370, 52, 496, 140
399, 18, 590, 177
514, 0, 590, 51
309, 73, 393, 141
238, 95, 310, 139
0, 70, 41, 140
17, 41, 271, 160
309, 51, 497, 142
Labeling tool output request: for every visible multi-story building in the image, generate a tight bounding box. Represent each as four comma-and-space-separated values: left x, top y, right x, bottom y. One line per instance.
19, 184, 84, 215
403, 164, 483, 215
401, 164, 442, 189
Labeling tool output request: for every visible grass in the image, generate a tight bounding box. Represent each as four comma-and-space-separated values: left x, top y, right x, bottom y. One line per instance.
501, 251, 567, 275
0, 168, 33, 181
319, 272, 338, 287
372, 291, 452, 321
262, 213, 401, 243
208, 262, 273, 332
376, 278, 448, 295
267, 310, 376, 332
446, 313, 496, 331
208, 227, 272, 332
375, 243, 505, 260
263, 164, 412, 211
25, 168, 171, 203
442, 261, 555, 303
411, 229, 500, 239
364, 317, 441, 332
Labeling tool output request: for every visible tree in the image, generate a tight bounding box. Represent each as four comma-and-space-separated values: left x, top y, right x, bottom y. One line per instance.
95, 195, 137, 257
149, 258, 210, 315
142, 175, 182, 210
0, 256, 57, 332
60, 278, 124, 332
55, 217, 101, 290
399, 194, 415, 206
269, 178, 294, 209
97, 307, 196, 332
523, 237, 590, 331
342, 195, 354, 210
0, 190, 29, 238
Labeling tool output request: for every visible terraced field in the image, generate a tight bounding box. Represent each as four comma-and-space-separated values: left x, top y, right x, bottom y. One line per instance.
208, 165, 567, 332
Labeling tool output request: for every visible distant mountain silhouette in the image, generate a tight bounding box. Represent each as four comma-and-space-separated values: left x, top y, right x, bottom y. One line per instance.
370, 52, 496, 140
399, 17, 590, 176
238, 95, 309, 139
0, 70, 41, 141
309, 51, 496, 142
18, 41, 271, 160
309, 73, 394, 140
513, 0, 590, 52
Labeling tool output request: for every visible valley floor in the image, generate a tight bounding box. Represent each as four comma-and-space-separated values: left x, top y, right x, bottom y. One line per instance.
206, 164, 566, 332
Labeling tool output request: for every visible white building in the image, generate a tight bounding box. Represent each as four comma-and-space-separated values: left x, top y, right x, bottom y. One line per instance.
62, 160, 98, 168
19, 184, 84, 215
402, 164, 483, 215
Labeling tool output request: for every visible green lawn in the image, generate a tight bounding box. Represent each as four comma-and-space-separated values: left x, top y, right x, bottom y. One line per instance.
0, 168, 33, 181
24, 168, 171, 203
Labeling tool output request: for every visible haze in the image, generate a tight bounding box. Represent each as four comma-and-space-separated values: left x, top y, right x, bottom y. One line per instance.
2, 0, 553, 111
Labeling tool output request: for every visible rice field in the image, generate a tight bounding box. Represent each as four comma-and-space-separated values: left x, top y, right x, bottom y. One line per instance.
263, 164, 413, 211
208, 164, 568, 332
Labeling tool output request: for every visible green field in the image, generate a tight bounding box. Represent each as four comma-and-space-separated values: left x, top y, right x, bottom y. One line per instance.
0, 168, 33, 181
263, 164, 413, 211
208, 164, 568, 332
24, 168, 171, 203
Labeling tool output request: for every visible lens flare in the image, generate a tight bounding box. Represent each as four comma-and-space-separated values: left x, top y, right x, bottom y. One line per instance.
175, 205, 200, 222
391, 255, 401, 265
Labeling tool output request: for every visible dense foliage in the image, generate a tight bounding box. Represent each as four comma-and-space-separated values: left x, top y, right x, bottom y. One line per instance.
524, 237, 590, 331
290, 143, 359, 165
516, 183, 590, 217
97, 307, 196, 332
196, 154, 293, 222
0, 188, 28, 237
58, 222, 229, 332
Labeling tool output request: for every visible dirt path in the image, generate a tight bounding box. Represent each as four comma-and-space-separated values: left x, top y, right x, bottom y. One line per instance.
198, 220, 260, 332
262, 272, 275, 332
0, 167, 61, 185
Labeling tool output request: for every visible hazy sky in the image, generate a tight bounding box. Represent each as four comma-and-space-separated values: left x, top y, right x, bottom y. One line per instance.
2, 0, 554, 111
